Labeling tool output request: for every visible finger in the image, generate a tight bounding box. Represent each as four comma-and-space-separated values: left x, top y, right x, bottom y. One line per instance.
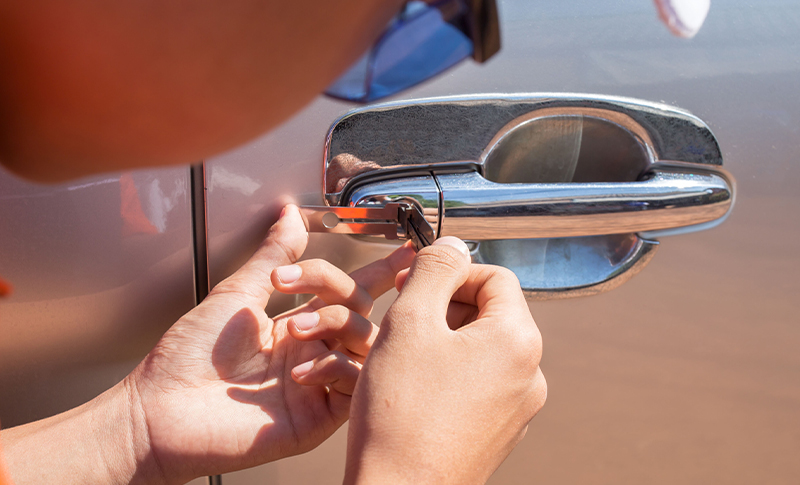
291, 351, 361, 396
452, 265, 541, 357
450, 264, 529, 319
384, 237, 471, 335
398, 256, 525, 329
272, 260, 373, 317
209, 204, 307, 308
655, 0, 710, 39
395, 267, 410, 291
273, 242, 416, 316
445, 301, 479, 330
349, 241, 416, 299
288, 306, 378, 358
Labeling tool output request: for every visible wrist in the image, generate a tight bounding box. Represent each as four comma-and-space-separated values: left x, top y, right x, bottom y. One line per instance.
343, 446, 444, 485
344, 462, 441, 485
0, 377, 163, 485
115, 375, 168, 485
84, 379, 146, 485
343, 459, 408, 485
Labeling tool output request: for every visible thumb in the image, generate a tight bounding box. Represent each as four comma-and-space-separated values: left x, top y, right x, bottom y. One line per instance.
383, 237, 471, 336
208, 204, 308, 308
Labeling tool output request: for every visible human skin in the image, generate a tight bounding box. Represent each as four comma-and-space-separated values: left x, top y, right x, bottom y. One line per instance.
1, 208, 546, 484
1, 206, 417, 484
0, 0, 548, 482
345, 239, 547, 484
0, 439, 9, 485
0, 0, 405, 181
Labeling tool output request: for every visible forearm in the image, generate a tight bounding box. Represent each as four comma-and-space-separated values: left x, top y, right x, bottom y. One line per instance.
344, 456, 436, 485
343, 437, 487, 485
0, 379, 158, 485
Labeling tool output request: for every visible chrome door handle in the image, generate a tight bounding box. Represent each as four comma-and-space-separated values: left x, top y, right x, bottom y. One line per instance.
314, 94, 738, 299
340, 161, 733, 242
436, 163, 733, 240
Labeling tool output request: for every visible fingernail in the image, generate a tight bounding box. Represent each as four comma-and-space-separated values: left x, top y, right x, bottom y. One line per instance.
293, 312, 319, 332
292, 361, 314, 378
432, 236, 470, 258
276, 264, 302, 284
279, 206, 287, 219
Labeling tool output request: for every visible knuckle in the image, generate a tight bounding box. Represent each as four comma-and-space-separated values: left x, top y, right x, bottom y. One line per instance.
530, 370, 548, 413
208, 279, 237, 297
522, 321, 543, 351
264, 229, 304, 264
326, 304, 352, 327
323, 305, 372, 340
320, 352, 358, 379
516, 426, 529, 443
351, 287, 374, 316
414, 247, 464, 275
514, 369, 546, 422
515, 323, 543, 367
209, 275, 266, 303
346, 310, 375, 338
298, 258, 328, 275
497, 317, 542, 371
307, 354, 337, 380
317, 351, 345, 367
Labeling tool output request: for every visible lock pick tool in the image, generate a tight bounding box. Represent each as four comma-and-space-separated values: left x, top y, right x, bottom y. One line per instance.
299, 203, 434, 250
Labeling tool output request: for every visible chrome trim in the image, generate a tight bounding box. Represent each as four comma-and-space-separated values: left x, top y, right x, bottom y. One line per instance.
638, 161, 738, 238
437, 168, 732, 240
323, 93, 722, 204
470, 236, 659, 299
513, 238, 659, 300
322, 94, 733, 299
347, 175, 442, 238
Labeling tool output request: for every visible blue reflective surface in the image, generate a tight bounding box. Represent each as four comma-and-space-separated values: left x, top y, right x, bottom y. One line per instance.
325, 1, 473, 102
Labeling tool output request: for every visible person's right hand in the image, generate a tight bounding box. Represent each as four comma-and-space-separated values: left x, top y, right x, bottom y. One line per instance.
344, 237, 547, 484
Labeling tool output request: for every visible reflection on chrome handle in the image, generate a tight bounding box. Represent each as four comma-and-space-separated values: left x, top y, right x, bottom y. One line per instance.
437, 167, 733, 240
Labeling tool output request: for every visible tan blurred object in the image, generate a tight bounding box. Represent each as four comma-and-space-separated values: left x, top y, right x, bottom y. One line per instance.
0, 436, 11, 485
325, 154, 382, 194
654, 0, 710, 38
119, 173, 159, 237
0, 277, 11, 298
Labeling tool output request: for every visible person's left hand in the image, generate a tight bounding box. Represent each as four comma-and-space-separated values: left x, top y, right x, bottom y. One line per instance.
125, 204, 414, 484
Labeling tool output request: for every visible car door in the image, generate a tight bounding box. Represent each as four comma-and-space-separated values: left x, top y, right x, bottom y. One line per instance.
0, 166, 196, 429
203, 0, 800, 484
1, 1, 797, 484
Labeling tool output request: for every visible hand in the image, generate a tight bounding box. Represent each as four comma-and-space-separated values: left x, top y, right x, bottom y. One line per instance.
124, 204, 415, 483
344, 237, 547, 485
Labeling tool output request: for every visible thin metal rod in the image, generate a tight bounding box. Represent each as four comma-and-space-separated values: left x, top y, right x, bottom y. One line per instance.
190, 163, 210, 304
190, 163, 219, 485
